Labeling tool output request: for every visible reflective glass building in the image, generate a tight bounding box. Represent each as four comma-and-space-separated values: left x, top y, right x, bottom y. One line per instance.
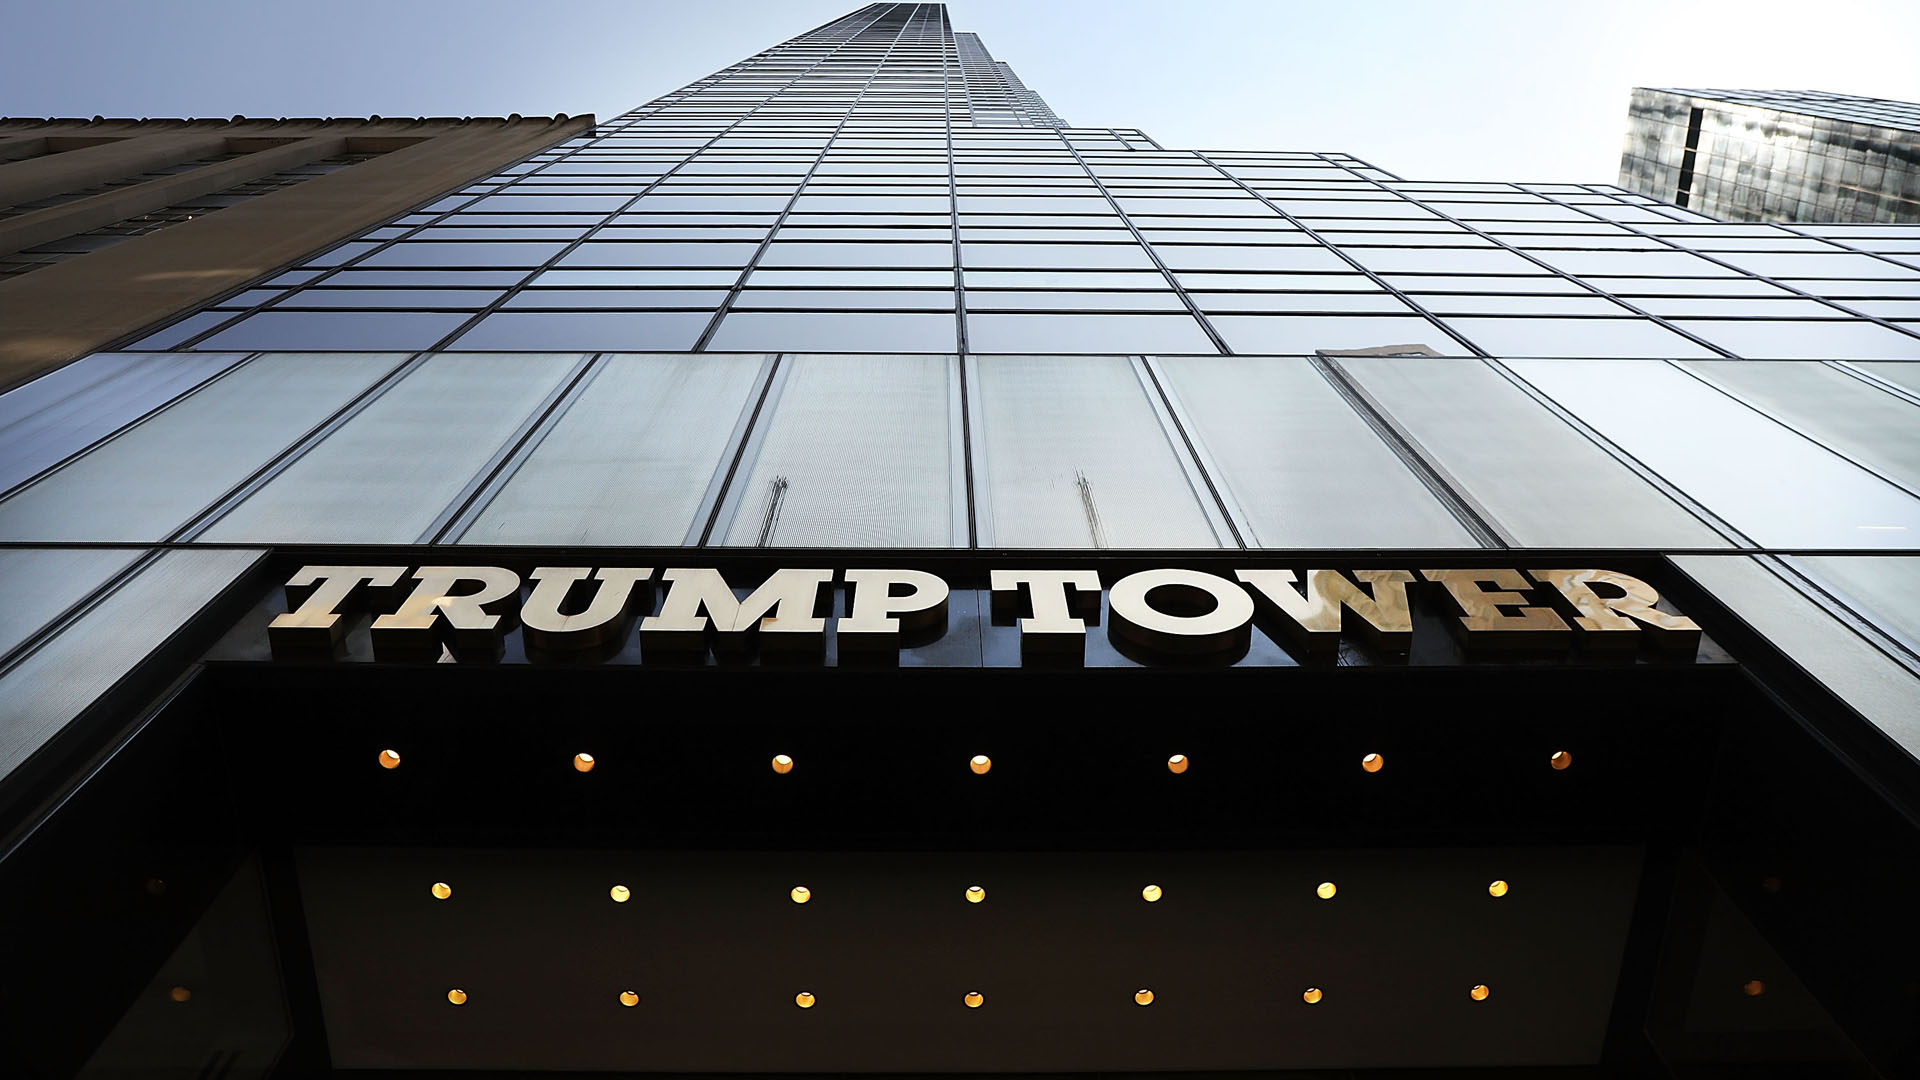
1620, 87, 1920, 223
2, 5, 1920, 1077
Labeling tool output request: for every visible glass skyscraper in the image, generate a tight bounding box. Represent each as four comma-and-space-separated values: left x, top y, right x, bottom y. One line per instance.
2, 5, 1918, 1076
1620, 87, 1920, 223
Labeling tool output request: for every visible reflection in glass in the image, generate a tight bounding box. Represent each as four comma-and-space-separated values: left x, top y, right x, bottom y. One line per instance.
976, 356, 1220, 548
722, 355, 955, 547
1156, 357, 1477, 548
463, 354, 763, 546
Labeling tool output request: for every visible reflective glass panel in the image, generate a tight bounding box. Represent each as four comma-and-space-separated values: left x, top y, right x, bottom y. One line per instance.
975, 356, 1221, 548
201, 353, 580, 544
721, 355, 955, 547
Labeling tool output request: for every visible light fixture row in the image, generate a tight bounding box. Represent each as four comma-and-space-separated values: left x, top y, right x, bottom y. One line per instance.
424, 879, 1518, 902
435, 985, 1491, 1008
377, 749, 1579, 774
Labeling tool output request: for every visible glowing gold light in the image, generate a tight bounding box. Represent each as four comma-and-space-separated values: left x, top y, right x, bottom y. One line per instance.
1470, 984, 1491, 1002
619, 990, 640, 1007
966, 885, 986, 903
964, 991, 984, 1008
791, 885, 811, 904
447, 988, 468, 1005
1361, 753, 1383, 773
1743, 980, 1766, 997
574, 752, 596, 773
1167, 754, 1188, 774
610, 884, 631, 903
1488, 880, 1509, 898
431, 882, 453, 900
1134, 988, 1155, 1006
378, 749, 402, 769
1550, 750, 1572, 771
970, 754, 992, 775
1142, 884, 1163, 903
1302, 987, 1323, 1004
795, 991, 816, 1009
168, 986, 191, 1003
772, 754, 794, 774
1316, 881, 1337, 900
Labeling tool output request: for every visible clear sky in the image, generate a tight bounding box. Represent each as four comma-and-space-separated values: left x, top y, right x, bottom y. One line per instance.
5, 0, 1918, 183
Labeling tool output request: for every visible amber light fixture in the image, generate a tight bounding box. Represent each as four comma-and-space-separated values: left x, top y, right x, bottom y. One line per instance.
430, 882, 453, 900
1141, 884, 1163, 903
573, 752, 596, 773
1133, 988, 1155, 1006
619, 990, 641, 1007
1302, 987, 1324, 1005
1488, 880, 1510, 898
964, 991, 985, 1008
1743, 980, 1766, 997
168, 986, 191, 1004
447, 989, 469, 1006
969, 754, 992, 775
1166, 754, 1189, 774
790, 885, 812, 904
1469, 984, 1491, 1002
966, 885, 986, 903
795, 991, 816, 1009
378, 749, 402, 770
771, 753, 794, 774
1315, 881, 1337, 900
1550, 750, 1573, 771
610, 885, 631, 903
1361, 752, 1384, 773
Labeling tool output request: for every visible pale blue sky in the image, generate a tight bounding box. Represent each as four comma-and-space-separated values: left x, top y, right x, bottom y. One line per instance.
4, 0, 1918, 183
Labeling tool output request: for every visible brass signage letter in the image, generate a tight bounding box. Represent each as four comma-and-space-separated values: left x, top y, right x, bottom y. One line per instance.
840, 569, 950, 651
988, 569, 1102, 658
1108, 568, 1254, 655
370, 566, 523, 657
521, 566, 653, 652
1419, 569, 1570, 651
1528, 569, 1701, 652
1235, 569, 1415, 652
640, 568, 833, 656
268, 565, 406, 653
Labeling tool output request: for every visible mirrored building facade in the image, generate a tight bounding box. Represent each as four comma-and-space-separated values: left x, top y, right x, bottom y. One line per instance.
2, 5, 1919, 1077
1620, 87, 1920, 223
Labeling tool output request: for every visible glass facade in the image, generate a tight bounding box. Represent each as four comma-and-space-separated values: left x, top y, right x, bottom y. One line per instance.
1620, 87, 1920, 223
2, 6, 1920, 1075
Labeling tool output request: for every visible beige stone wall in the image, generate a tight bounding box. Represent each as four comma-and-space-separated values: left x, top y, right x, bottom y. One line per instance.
0, 115, 594, 391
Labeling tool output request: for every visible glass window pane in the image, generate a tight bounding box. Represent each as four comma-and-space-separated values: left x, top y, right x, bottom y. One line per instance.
0, 548, 143, 658
1673, 555, 1920, 759
461, 354, 764, 546
967, 313, 1216, 353
1446, 317, 1721, 359
721, 355, 955, 547
976, 356, 1221, 548
707, 312, 957, 352
0, 548, 262, 781
450, 311, 711, 351
0, 355, 407, 542
1788, 555, 1920, 650
1666, 319, 1920, 360
0, 352, 246, 492
1681, 361, 1920, 492
1511, 359, 1920, 548
201, 353, 581, 544
1854, 362, 1920, 397
1211, 314, 1467, 356
1340, 358, 1725, 548
194, 311, 472, 351
1156, 357, 1477, 548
